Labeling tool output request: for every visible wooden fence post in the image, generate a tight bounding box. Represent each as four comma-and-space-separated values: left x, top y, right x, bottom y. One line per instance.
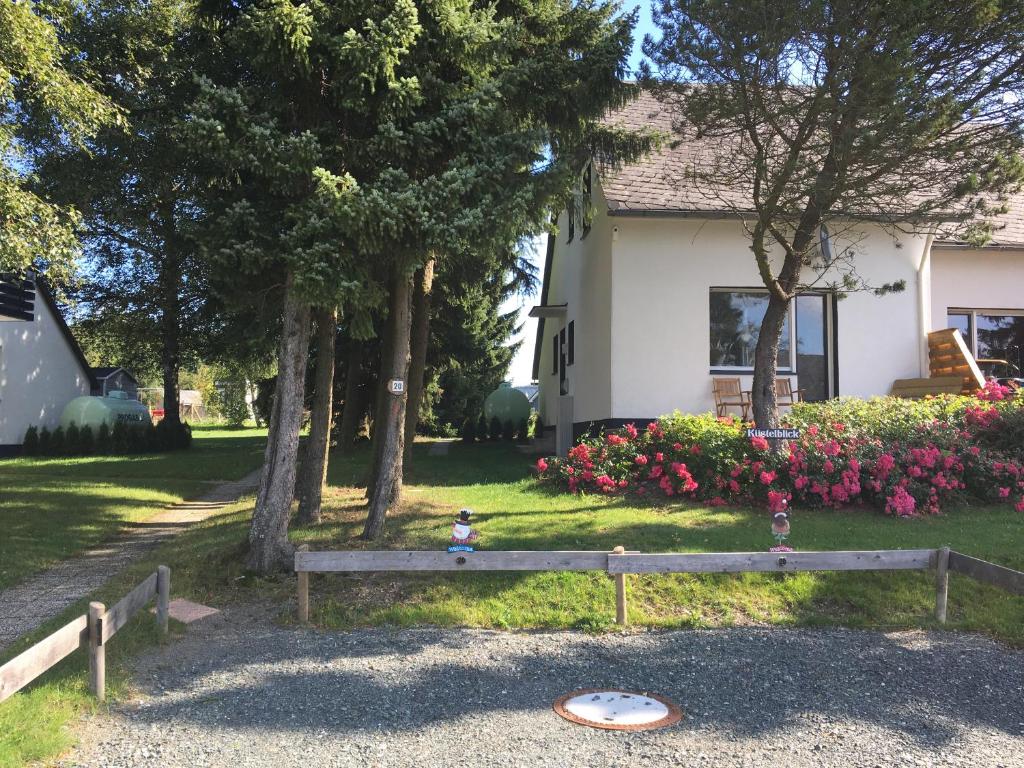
156, 565, 171, 636
612, 545, 628, 626
935, 546, 950, 624
88, 602, 105, 700
297, 544, 310, 624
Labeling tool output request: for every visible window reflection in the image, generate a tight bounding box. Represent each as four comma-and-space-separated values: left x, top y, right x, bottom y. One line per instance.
977, 314, 1024, 370
710, 291, 790, 368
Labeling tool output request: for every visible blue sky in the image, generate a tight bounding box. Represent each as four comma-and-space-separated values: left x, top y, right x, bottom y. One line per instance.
503, 5, 656, 385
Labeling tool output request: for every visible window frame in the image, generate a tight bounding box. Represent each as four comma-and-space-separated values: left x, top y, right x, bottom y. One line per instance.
947, 307, 1024, 360
708, 287, 796, 373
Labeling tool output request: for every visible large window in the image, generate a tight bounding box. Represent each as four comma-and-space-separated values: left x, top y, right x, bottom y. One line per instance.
710, 290, 791, 369
948, 309, 1024, 370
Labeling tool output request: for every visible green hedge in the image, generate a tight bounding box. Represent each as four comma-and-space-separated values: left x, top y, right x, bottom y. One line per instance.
21, 421, 192, 457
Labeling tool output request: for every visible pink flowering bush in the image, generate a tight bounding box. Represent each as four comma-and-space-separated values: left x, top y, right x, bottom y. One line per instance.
535, 389, 1024, 517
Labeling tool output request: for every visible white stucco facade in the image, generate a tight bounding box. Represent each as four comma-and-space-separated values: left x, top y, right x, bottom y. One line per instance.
930, 246, 1024, 330
538, 179, 944, 431
0, 289, 93, 447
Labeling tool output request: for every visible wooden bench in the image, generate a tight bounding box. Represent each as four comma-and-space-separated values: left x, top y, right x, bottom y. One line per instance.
890, 376, 965, 398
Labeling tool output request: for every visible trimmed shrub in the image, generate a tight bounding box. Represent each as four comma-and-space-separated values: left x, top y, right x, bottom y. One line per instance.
534, 414, 544, 439
22, 426, 39, 455
38, 427, 52, 455
66, 422, 82, 454
489, 415, 502, 441
502, 419, 516, 442
461, 417, 477, 443
155, 419, 192, 450
96, 422, 111, 454
79, 425, 95, 454
536, 389, 1024, 517
516, 418, 530, 444
111, 422, 129, 453
476, 413, 488, 442
49, 426, 66, 456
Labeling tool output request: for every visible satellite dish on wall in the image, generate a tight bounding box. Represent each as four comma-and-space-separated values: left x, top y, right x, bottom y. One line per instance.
819, 224, 833, 265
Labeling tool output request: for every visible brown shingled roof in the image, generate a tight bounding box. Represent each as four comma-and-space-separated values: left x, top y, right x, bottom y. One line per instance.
600, 91, 1024, 247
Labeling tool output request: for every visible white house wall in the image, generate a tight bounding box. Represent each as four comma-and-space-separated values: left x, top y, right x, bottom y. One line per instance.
537, 185, 614, 429
608, 217, 927, 420
0, 295, 92, 446
930, 247, 1024, 331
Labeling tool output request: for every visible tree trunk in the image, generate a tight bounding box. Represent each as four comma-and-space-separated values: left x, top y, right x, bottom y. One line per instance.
363, 267, 413, 540
750, 291, 790, 429
336, 339, 364, 453
365, 296, 397, 498
247, 273, 312, 573
159, 249, 182, 428
295, 306, 337, 525
403, 259, 434, 463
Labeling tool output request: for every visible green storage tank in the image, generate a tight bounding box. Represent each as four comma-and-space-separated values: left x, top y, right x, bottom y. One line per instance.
483, 382, 531, 425
61, 391, 151, 430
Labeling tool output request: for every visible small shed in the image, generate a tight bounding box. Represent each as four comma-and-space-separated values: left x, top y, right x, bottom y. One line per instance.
91, 366, 139, 399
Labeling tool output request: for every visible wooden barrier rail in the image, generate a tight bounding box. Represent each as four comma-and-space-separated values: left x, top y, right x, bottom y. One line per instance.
296, 544, 1024, 626
0, 565, 170, 704
296, 546, 1024, 628
606, 549, 936, 574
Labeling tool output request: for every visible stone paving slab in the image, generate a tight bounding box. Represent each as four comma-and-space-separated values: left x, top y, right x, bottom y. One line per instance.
0, 469, 261, 651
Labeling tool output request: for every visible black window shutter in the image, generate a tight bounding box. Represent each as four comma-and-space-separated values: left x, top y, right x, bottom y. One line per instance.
567, 321, 575, 365
552, 333, 558, 374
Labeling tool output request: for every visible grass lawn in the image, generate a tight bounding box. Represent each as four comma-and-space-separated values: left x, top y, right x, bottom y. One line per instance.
2, 437, 1024, 767
101, 439, 1024, 643
284, 442, 1024, 640
0, 426, 267, 591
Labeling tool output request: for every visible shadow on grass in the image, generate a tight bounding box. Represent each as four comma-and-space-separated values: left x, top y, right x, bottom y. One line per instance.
327, 442, 536, 489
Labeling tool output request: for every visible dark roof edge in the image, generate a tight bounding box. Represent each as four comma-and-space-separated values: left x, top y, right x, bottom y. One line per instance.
531, 231, 557, 383
932, 241, 1024, 250
606, 206, 954, 224
36, 281, 98, 389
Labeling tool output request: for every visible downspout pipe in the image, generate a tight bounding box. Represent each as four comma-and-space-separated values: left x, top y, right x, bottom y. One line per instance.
917, 229, 936, 377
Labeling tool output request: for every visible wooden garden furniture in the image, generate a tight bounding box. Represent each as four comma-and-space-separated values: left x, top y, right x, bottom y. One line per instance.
712, 377, 750, 419
775, 378, 805, 408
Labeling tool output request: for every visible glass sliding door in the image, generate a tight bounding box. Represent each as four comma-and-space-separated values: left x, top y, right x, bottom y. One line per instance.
796, 294, 830, 401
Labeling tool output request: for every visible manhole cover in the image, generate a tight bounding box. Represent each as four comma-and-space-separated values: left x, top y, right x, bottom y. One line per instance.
553, 689, 683, 731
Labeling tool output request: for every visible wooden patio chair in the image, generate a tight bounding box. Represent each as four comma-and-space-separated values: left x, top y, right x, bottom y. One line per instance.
775, 378, 805, 408
712, 377, 750, 419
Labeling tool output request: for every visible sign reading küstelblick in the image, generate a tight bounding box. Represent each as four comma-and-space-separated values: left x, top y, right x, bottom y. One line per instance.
746, 428, 800, 440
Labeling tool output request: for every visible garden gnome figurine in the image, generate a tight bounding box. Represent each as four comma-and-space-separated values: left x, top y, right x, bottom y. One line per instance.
771, 511, 791, 549
449, 508, 479, 552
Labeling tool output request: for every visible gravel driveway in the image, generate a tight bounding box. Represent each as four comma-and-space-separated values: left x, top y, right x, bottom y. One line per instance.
63, 606, 1024, 768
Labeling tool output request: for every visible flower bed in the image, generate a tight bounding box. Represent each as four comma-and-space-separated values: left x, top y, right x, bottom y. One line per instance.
535, 383, 1024, 517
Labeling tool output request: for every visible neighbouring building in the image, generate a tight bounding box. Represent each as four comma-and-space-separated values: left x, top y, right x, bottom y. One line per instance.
0, 277, 96, 453
91, 366, 139, 399
532, 92, 1024, 447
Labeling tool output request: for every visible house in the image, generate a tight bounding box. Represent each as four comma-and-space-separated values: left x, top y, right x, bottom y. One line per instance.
0, 276, 97, 453
532, 92, 1024, 449
513, 384, 540, 412
91, 366, 139, 399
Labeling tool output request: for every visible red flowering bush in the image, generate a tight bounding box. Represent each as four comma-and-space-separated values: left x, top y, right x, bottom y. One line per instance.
535, 390, 1024, 517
